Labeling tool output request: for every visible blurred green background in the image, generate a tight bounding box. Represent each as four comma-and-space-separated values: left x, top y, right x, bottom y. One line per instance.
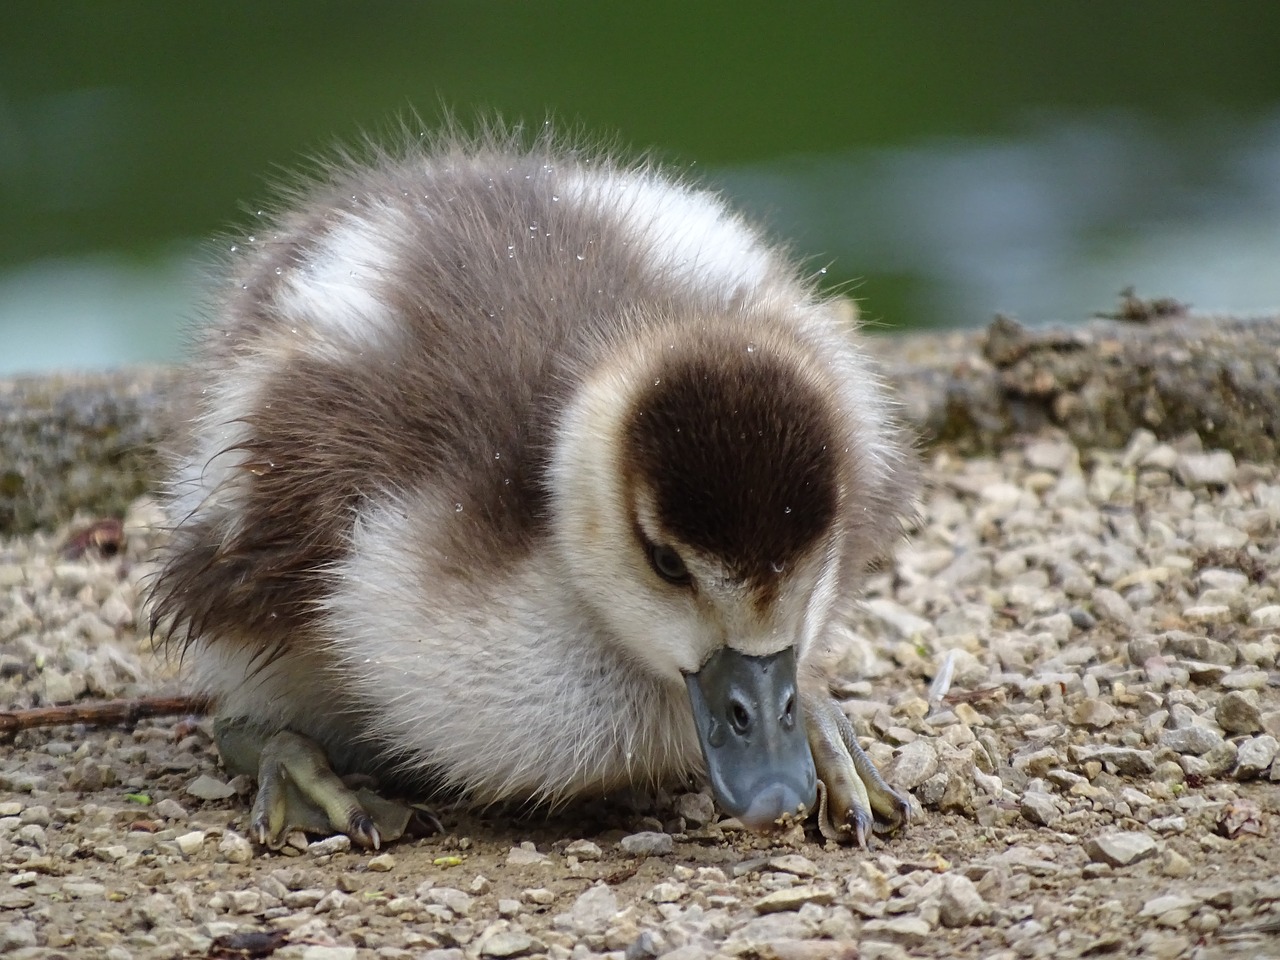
3, 2, 1279, 374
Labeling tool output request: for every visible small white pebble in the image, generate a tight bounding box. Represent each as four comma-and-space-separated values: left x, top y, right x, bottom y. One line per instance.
563, 839, 602, 861
174, 830, 207, 857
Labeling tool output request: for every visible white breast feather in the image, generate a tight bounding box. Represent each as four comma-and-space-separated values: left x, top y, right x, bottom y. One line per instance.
321, 493, 703, 803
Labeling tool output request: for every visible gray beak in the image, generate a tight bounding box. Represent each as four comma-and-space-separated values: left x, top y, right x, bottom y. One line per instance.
684, 646, 818, 830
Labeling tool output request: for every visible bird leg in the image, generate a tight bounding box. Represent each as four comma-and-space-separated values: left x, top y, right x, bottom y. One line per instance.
213, 718, 428, 850
802, 692, 910, 846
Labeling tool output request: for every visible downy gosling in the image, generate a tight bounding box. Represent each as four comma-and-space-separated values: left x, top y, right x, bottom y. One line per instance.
151, 128, 918, 850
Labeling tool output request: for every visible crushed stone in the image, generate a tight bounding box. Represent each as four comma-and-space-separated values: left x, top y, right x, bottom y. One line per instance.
2, 428, 1278, 958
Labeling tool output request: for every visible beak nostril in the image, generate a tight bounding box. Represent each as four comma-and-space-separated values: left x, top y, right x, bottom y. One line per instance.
685, 647, 818, 829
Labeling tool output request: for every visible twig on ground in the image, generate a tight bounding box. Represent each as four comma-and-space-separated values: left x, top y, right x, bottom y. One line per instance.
0, 695, 209, 735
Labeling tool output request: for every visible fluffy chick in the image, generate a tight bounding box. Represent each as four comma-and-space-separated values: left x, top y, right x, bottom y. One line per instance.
151, 126, 917, 848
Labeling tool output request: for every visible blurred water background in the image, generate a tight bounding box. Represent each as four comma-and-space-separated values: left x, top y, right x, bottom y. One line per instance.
2, 2, 1279, 374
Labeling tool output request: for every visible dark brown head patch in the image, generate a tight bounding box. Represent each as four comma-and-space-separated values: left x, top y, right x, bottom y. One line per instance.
624, 334, 839, 588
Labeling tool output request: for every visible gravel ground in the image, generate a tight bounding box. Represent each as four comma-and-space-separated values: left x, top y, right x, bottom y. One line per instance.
2, 426, 1278, 960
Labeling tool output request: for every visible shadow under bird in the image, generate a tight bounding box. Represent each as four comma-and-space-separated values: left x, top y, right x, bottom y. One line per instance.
150, 126, 918, 850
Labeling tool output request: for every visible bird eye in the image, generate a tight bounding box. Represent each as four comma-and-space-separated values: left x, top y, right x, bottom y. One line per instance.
647, 543, 691, 586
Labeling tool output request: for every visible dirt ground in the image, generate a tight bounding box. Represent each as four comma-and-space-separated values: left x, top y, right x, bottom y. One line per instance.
3, 428, 1279, 960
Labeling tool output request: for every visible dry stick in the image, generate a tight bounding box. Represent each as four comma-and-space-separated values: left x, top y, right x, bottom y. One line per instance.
0, 695, 210, 735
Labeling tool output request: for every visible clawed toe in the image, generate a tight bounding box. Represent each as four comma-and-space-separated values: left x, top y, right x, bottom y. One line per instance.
214, 719, 435, 851
805, 693, 910, 847
343, 809, 381, 851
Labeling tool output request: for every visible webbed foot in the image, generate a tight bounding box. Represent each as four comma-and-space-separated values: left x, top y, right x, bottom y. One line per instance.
802, 692, 910, 847
214, 719, 438, 850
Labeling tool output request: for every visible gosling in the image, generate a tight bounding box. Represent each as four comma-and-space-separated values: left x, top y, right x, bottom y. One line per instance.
150, 127, 917, 850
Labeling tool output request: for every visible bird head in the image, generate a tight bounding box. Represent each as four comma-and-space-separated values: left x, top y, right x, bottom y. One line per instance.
549, 313, 862, 828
